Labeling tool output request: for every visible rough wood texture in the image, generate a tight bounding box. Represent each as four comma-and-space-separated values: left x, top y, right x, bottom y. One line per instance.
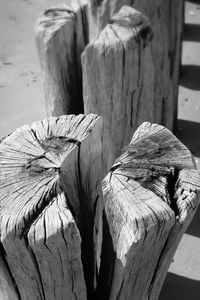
0, 255, 19, 300
102, 122, 200, 300
87, 0, 184, 130
35, 1, 88, 116
0, 114, 103, 299
83, 6, 154, 173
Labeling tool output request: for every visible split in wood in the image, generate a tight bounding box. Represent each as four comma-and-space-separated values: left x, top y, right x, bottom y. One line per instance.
0, 119, 199, 300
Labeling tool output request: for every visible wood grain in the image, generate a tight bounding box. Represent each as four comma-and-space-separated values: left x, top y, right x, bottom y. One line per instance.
0, 255, 19, 300
0, 114, 103, 299
35, 1, 88, 116
83, 6, 154, 173
102, 122, 200, 300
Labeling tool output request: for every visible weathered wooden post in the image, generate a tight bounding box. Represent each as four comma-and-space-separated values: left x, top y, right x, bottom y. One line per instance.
83, 6, 154, 173
35, 1, 88, 116
101, 122, 200, 300
0, 114, 103, 299
87, 0, 184, 130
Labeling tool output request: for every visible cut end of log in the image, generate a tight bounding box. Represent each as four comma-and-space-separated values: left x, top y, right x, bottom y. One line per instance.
102, 122, 200, 300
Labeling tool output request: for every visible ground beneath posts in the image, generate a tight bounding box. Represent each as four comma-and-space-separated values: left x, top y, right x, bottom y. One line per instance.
0, 0, 200, 299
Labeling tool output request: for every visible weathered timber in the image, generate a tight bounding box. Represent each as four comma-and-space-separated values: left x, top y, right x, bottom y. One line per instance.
82, 6, 154, 173
102, 122, 200, 300
35, 1, 88, 116
0, 114, 103, 299
87, 0, 184, 130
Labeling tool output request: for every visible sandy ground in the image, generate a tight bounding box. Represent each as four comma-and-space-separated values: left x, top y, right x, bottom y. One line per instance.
0, 0, 200, 298
0, 0, 68, 136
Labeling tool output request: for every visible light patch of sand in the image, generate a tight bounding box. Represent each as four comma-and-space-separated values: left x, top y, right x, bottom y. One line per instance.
0, 0, 70, 137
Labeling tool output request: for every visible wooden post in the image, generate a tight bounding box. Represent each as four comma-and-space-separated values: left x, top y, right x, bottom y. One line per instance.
87, 0, 184, 130
35, 1, 88, 116
82, 6, 154, 173
101, 121, 200, 300
0, 114, 103, 299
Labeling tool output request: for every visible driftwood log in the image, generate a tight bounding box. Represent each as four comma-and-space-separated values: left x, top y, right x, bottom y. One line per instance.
101, 122, 200, 300
87, 0, 184, 130
35, 1, 88, 116
0, 118, 200, 299
82, 6, 154, 173
0, 114, 103, 299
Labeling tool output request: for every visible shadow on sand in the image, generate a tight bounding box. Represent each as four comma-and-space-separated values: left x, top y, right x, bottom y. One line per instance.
159, 272, 200, 300
187, 0, 200, 4
176, 119, 200, 157
184, 23, 200, 42
180, 65, 200, 90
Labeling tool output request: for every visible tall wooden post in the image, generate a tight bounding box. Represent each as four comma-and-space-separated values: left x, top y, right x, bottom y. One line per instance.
35, 1, 88, 116
83, 6, 154, 173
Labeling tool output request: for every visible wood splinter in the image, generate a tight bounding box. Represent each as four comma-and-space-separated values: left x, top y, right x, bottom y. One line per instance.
102, 122, 200, 300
